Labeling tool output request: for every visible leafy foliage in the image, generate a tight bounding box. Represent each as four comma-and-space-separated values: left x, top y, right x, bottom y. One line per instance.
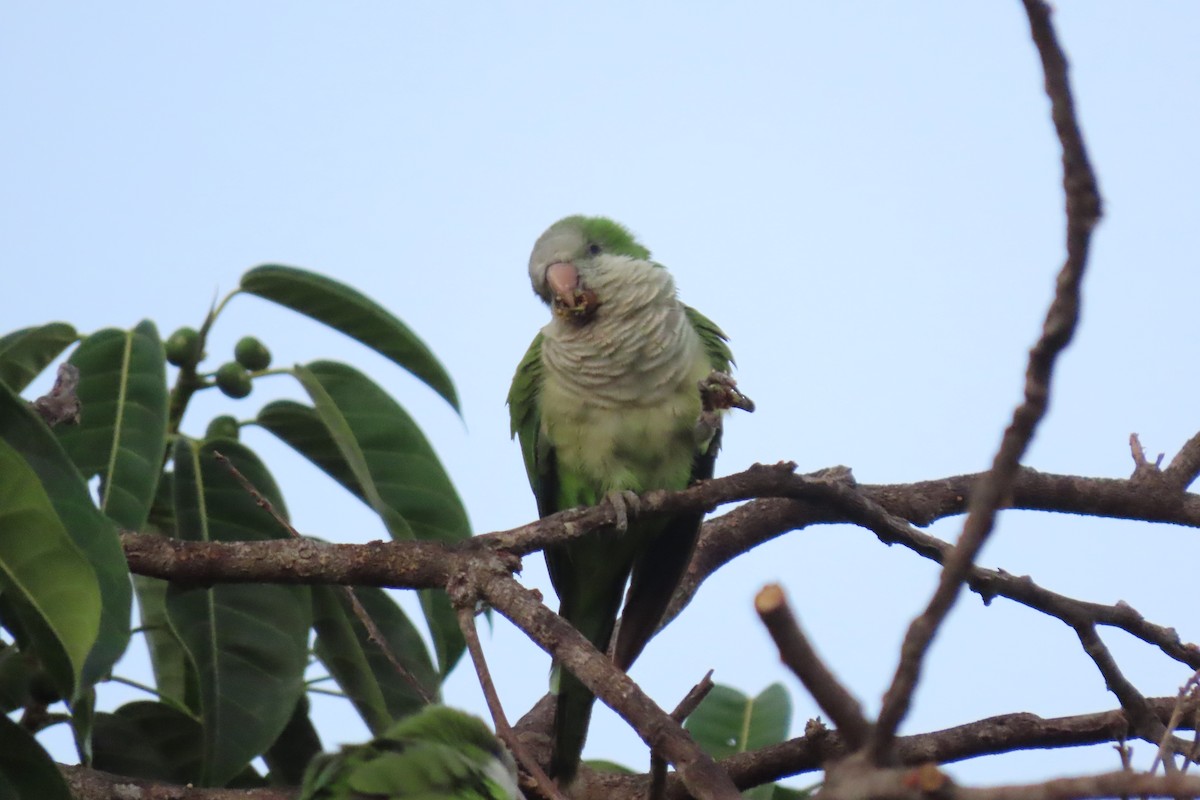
0, 263, 796, 796
0, 265, 471, 791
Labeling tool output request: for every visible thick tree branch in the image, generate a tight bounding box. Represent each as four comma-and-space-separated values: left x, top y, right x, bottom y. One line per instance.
124, 462, 1200, 590
826, 767, 1200, 800
122, 533, 461, 587
60, 765, 294, 800
573, 698, 1195, 798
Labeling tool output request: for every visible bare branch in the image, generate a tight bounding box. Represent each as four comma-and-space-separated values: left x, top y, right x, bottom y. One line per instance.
755, 583, 871, 749
453, 601, 564, 800
955, 770, 1200, 800
1151, 671, 1200, 774
122, 532, 460, 587
1165, 432, 1200, 491
1073, 624, 1188, 771
649, 671, 716, 800
60, 764, 293, 800
471, 567, 742, 800
871, 0, 1103, 759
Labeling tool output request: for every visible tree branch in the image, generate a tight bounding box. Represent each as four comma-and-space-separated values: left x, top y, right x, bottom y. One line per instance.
755, 583, 871, 749
468, 564, 742, 800
871, 0, 1103, 759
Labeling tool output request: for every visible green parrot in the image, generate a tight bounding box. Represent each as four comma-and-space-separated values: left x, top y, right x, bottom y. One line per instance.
298, 705, 520, 800
507, 215, 752, 783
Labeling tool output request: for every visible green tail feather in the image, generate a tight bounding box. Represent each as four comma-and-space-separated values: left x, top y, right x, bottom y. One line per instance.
547, 538, 631, 783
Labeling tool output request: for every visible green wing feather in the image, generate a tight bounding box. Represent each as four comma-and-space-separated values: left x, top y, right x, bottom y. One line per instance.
507, 333, 556, 518
685, 304, 734, 373
611, 307, 732, 671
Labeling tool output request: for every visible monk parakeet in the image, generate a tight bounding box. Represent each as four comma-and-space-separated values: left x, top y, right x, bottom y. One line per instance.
507, 215, 752, 783
299, 705, 520, 800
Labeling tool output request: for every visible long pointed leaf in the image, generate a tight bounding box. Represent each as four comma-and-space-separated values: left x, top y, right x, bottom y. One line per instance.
0, 322, 78, 393
239, 264, 459, 412
167, 438, 310, 786
312, 585, 439, 735
45, 324, 167, 688
57, 320, 169, 532
0, 384, 104, 698
274, 361, 469, 674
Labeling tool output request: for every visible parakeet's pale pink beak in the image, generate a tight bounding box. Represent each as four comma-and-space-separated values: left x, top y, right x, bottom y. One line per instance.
546, 261, 580, 307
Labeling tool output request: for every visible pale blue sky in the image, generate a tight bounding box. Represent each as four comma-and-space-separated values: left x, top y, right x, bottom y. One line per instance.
4, 1, 1199, 787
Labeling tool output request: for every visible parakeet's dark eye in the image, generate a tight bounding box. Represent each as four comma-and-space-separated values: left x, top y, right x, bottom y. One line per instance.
587, 243, 602, 255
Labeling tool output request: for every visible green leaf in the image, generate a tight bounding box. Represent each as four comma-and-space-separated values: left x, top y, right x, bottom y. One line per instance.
42, 324, 162, 689
0, 323, 78, 393
262, 696, 323, 785
134, 575, 197, 710
57, 320, 169, 532
93, 701, 204, 784
685, 683, 792, 761
312, 586, 439, 735
0, 713, 75, 800
0, 384, 104, 699
264, 361, 470, 675
166, 438, 310, 786
134, 471, 199, 711
240, 264, 460, 412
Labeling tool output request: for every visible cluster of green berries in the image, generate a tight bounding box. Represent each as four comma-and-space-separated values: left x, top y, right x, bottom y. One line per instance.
165, 327, 272, 400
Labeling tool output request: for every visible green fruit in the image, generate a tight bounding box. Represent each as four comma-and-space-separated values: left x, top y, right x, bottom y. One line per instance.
205, 415, 241, 441
234, 336, 272, 371
215, 362, 252, 399
165, 327, 201, 367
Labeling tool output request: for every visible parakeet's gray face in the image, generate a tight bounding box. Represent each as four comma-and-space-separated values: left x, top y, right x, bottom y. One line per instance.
529, 216, 654, 325
528, 219, 599, 322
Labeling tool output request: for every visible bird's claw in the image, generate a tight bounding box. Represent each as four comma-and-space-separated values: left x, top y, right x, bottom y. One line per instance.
698, 370, 755, 413
605, 489, 641, 532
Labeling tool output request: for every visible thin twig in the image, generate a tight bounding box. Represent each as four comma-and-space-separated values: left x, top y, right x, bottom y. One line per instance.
213, 450, 434, 705
1074, 624, 1178, 769
1130, 433, 1165, 480
454, 604, 564, 800
649, 671, 716, 800
475, 568, 742, 800
1151, 671, 1200, 774
870, 0, 1102, 760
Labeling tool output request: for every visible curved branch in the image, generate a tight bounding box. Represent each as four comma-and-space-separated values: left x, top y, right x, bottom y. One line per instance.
873, 0, 1104, 748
